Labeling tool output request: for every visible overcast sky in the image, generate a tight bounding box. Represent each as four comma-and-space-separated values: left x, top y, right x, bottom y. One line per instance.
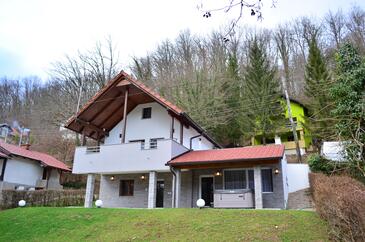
0, 0, 364, 80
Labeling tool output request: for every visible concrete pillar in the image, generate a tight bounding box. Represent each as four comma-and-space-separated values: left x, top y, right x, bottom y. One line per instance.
84, 174, 95, 208
148, 171, 157, 208
175, 169, 181, 208
171, 172, 176, 208
254, 166, 263, 209
274, 135, 282, 144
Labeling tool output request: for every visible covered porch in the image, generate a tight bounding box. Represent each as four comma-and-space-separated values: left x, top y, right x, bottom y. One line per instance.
168, 145, 287, 209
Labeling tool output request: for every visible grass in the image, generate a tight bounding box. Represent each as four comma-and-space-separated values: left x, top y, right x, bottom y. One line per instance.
0, 207, 328, 241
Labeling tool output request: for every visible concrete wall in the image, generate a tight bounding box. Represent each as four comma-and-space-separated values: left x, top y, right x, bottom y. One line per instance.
104, 102, 214, 150
3, 157, 43, 187
287, 164, 310, 193
47, 169, 62, 190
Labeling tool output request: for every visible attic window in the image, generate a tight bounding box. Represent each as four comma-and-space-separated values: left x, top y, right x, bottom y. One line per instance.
142, 107, 152, 119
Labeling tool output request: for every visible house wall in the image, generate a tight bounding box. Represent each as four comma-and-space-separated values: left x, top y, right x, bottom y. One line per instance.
190, 165, 285, 209
3, 157, 43, 187
99, 172, 192, 208
104, 102, 214, 150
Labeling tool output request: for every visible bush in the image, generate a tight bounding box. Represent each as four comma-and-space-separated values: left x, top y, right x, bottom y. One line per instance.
307, 154, 345, 174
310, 173, 365, 241
0, 189, 88, 209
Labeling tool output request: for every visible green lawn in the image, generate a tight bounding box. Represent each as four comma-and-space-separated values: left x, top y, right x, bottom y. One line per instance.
0, 207, 328, 241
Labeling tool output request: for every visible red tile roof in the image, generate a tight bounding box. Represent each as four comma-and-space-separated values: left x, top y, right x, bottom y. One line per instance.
65, 71, 183, 127
168, 144, 285, 166
0, 141, 71, 171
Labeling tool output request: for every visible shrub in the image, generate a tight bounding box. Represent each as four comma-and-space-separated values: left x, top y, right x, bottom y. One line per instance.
307, 154, 345, 174
0, 189, 88, 209
310, 173, 365, 241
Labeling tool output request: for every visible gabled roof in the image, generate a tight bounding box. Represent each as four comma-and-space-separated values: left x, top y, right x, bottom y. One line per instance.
0, 141, 71, 171
65, 71, 220, 147
168, 144, 285, 166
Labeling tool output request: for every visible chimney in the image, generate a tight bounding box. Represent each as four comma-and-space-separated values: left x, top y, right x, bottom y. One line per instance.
21, 144, 31, 150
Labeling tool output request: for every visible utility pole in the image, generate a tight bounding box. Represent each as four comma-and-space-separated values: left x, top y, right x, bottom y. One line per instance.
281, 78, 302, 163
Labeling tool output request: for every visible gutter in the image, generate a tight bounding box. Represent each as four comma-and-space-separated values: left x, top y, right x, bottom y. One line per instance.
181, 113, 222, 148
189, 134, 202, 150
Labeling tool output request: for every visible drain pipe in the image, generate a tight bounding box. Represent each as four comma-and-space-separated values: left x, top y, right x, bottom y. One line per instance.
190, 134, 202, 150
170, 166, 177, 208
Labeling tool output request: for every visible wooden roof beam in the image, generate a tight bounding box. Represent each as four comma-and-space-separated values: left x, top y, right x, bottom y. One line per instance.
76, 118, 109, 137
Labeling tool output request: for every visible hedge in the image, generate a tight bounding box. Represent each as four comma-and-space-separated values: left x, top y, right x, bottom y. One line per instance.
309, 173, 365, 241
0, 189, 88, 209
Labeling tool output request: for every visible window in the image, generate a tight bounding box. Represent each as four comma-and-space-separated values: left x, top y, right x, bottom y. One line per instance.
149, 138, 164, 149
224, 170, 246, 189
119, 180, 134, 196
261, 169, 273, 192
142, 107, 152, 119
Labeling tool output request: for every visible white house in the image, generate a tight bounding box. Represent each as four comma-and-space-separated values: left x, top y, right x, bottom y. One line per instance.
65, 71, 307, 209
0, 141, 70, 191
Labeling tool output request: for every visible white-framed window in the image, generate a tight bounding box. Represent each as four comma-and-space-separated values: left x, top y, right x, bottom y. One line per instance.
223, 169, 254, 190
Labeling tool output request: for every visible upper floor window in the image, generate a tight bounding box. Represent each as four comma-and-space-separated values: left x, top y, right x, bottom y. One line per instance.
142, 107, 152, 119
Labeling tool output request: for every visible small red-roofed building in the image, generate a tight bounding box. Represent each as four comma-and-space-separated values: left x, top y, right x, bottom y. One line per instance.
0, 141, 70, 191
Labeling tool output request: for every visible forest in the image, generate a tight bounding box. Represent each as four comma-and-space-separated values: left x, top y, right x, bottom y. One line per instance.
0, 6, 364, 178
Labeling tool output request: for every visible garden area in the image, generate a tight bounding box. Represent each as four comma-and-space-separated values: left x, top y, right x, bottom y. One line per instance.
0, 207, 329, 241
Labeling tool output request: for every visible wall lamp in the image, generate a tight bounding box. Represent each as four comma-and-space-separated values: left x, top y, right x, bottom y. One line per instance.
110, 175, 115, 181
215, 171, 222, 176
274, 168, 280, 175
140, 175, 146, 180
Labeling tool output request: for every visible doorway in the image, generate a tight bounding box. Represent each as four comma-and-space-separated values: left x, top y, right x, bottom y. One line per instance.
156, 180, 164, 208
200, 176, 214, 207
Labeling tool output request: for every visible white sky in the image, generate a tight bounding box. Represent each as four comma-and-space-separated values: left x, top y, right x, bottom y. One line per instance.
0, 0, 364, 80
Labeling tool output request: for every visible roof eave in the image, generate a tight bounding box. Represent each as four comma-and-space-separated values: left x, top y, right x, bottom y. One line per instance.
168, 156, 283, 167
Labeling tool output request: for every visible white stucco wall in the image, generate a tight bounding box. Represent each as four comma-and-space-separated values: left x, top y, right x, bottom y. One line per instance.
281, 156, 289, 207
287, 164, 310, 193
3, 157, 43, 186
104, 101, 215, 150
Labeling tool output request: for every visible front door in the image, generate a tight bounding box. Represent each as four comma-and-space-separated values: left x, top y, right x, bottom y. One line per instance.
156, 180, 164, 208
201, 177, 214, 207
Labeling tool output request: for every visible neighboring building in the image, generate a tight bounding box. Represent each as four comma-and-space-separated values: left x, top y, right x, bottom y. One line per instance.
321, 141, 346, 162
0, 141, 70, 191
251, 98, 312, 155
66, 71, 291, 209
0, 123, 15, 142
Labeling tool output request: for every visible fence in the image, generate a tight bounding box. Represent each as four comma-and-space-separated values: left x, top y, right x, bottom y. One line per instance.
0, 189, 88, 209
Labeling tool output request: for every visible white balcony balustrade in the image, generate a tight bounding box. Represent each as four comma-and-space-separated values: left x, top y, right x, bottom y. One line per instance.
73, 139, 188, 174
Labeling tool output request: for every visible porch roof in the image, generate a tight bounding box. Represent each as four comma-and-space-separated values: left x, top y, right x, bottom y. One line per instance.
168, 144, 285, 168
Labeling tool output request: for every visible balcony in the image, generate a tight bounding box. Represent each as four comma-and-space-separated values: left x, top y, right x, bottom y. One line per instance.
72, 139, 188, 174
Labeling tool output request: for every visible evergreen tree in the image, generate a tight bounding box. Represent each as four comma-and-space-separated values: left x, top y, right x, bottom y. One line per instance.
331, 43, 365, 181
214, 54, 243, 147
304, 37, 335, 151
241, 38, 284, 144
